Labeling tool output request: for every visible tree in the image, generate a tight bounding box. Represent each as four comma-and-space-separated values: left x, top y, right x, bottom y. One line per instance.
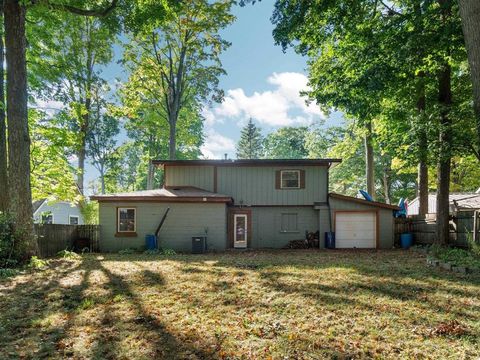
2, 0, 134, 259
86, 90, 119, 194
0, 7, 7, 213
458, 0, 480, 159
236, 118, 263, 159
262, 126, 308, 159
122, 0, 234, 160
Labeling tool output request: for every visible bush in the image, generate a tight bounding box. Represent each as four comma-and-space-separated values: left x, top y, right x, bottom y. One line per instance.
57, 249, 81, 260
0, 213, 17, 269
162, 248, 176, 256
118, 248, 138, 255
430, 244, 480, 269
28, 256, 49, 269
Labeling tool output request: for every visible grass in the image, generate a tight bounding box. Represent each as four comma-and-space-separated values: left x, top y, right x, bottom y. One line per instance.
0, 250, 479, 359
430, 246, 480, 269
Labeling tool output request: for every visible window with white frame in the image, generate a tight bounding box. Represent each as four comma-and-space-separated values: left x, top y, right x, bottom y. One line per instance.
117, 208, 136, 232
281, 213, 298, 232
69, 216, 79, 225
41, 212, 53, 224
281, 170, 300, 189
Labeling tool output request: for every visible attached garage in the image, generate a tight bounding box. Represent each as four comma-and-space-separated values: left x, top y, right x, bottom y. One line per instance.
328, 193, 399, 249
335, 211, 377, 248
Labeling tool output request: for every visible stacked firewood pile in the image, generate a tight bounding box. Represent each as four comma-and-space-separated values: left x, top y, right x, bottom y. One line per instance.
284, 231, 319, 249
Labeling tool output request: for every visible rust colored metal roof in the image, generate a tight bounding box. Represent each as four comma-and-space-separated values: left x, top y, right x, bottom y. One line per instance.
329, 193, 400, 210
90, 186, 232, 203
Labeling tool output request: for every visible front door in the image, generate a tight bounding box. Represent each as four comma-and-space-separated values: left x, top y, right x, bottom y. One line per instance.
234, 214, 248, 248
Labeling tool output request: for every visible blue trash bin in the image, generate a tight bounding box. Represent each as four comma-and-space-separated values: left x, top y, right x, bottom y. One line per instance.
325, 232, 335, 249
145, 234, 157, 250
400, 233, 413, 249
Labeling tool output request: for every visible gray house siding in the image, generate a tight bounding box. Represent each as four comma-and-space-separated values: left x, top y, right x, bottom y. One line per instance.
98, 202, 227, 252
328, 197, 395, 249
218, 166, 327, 205
33, 201, 84, 225
249, 206, 319, 248
165, 166, 215, 192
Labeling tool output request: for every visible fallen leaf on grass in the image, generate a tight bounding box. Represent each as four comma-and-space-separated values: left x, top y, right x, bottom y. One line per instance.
429, 320, 468, 337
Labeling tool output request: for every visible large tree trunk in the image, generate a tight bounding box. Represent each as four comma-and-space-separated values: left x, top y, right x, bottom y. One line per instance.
382, 158, 391, 204
168, 115, 177, 160
4, 0, 37, 257
77, 94, 91, 196
364, 120, 375, 200
416, 72, 429, 215
459, 0, 480, 159
435, 63, 452, 246
0, 14, 8, 213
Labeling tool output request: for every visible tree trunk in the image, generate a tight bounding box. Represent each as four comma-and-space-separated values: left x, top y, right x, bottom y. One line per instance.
383, 159, 391, 204
458, 0, 480, 159
416, 72, 429, 215
147, 161, 154, 190
364, 120, 375, 200
0, 14, 8, 213
168, 115, 177, 160
4, 0, 37, 257
435, 63, 452, 246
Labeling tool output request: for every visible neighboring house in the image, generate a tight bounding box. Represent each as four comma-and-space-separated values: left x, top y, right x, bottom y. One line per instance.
407, 193, 480, 216
33, 199, 85, 225
91, 159, 398, 252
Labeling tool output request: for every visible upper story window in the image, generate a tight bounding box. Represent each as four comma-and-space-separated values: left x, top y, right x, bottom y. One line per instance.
118, 208, 136, 233
69, 216, 79, 225
281, 170, 300, 189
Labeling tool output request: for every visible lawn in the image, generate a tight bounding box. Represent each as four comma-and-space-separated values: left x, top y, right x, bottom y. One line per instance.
0, 250, 479, 359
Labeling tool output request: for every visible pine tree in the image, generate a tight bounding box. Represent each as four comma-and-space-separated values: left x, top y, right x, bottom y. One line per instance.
236, 118, 263, 159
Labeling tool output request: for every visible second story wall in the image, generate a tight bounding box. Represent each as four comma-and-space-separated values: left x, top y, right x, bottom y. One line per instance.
165, 165, 215, 192
165, 164, 328, 206
217, 165, 328, 206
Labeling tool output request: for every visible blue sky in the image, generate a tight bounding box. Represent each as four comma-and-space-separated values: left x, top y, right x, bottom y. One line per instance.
40, 1, 344, 192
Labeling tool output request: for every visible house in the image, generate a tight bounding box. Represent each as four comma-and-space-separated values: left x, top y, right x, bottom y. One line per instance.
91, 159, 398, 252
33, 199, 85, 225
407, 193, 480, 216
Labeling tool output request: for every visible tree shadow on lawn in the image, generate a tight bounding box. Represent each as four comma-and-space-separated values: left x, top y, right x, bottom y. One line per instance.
0, 260, 90, 358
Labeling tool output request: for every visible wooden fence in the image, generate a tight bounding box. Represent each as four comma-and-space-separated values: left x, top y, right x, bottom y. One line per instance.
394, 211, 479, 247
35, 224, 100, 258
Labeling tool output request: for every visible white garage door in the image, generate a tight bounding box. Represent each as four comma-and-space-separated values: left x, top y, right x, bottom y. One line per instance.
335, 212, 376, 248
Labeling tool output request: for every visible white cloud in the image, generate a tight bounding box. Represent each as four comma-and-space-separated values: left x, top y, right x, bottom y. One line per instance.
32, 98, 65, 117
201, 129, 236, 159
214, 72, 324, 127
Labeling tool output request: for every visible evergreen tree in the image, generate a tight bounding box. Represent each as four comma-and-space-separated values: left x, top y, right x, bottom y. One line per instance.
236, 118, 263, 159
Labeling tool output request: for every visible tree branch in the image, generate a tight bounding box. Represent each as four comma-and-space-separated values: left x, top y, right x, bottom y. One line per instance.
32, 0, 118, 17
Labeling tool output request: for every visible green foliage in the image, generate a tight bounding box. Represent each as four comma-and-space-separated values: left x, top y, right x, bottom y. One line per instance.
262, 126, 308, 159
27, 256, 49, 270
161, 248, 176, 256
430, 245, 480, 269
236, 119, 263, 159
0, 268, 18, 279
29, 110, 80, 203
81, 201, 99, 225
143, 248, 176, 255
57, 250, 81, 260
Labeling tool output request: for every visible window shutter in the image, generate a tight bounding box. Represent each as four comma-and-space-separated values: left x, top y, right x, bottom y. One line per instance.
275, 170, 281, 189
300, 170, 306, 188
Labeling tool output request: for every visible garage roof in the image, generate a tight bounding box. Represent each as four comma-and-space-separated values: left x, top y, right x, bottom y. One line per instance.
329, 193, 400, 210
90, 186, 232, 203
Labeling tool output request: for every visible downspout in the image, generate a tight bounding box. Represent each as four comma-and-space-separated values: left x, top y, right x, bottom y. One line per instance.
327, 164, 332, 233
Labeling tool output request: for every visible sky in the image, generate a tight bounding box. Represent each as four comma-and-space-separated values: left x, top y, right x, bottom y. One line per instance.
37, 1, 344, 192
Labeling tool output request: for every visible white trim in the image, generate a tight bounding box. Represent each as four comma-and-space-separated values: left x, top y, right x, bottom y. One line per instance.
32, 199, 47, 217
234, 214, 247, 248
69, 215, 79, 225
117, 207, 136, 233
280, 170, 301, 189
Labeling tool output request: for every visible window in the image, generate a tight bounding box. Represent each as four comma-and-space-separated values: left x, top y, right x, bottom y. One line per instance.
281, 170, 300, 189
117, 208, 136, 232
281, 213, 298, 232
41, 212, 53, 224
69, 216, 79, 225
